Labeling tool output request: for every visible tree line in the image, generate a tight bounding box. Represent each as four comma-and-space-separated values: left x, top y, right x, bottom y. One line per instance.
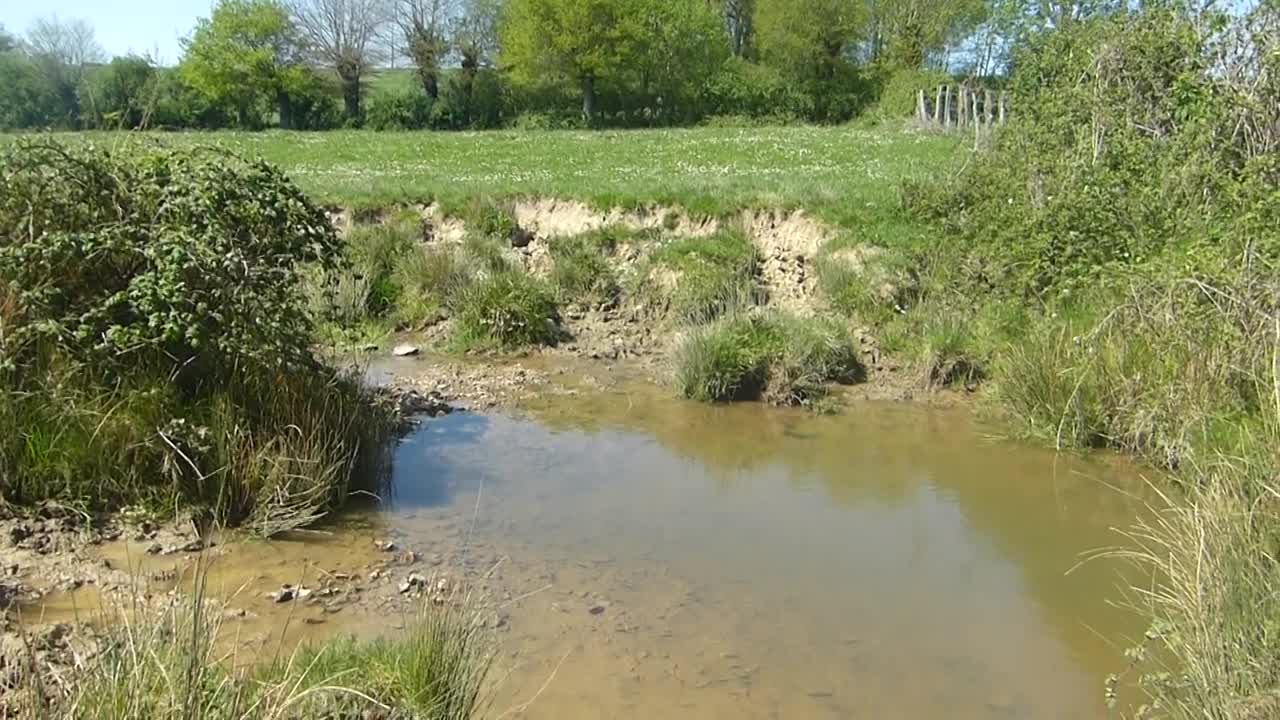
0, 0, 1128, 131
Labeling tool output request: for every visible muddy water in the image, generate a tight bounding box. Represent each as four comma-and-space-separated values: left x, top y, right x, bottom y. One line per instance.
367, 369, 1150, 719
32, 366, 1153, 718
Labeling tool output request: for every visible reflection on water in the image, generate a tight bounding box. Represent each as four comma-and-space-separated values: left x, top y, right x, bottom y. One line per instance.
378, 379, 1151, 719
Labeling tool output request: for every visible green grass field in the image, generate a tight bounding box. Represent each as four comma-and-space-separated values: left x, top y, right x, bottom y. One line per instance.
10, 127, 960, 228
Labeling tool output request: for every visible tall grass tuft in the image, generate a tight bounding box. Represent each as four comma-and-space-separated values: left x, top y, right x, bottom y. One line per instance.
451, 272, 560, 351
633, 226, 760, 325
29, 565, 492, 720
673, 312, 860, 406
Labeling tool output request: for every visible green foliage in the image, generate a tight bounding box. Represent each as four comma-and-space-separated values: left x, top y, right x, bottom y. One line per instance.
34, 582, 490, 720
84, 55, 157, 129
0, 52, 63, 129
549, 229, 623, 306
674, 312, 859, 405
292, 605, 493, 719
636, 227, 759, 324
456, 196, 517, 241
179, 0, 299, 128
0, 142, 392, 527
452, 272, 559, 351
366, 88, 436, 130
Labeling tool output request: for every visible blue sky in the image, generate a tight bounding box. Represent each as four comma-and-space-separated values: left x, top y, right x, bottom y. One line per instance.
1, 0, 214, 65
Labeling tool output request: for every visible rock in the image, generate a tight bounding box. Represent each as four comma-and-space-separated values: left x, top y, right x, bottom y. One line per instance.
392, 344, 420, 357
510, 227, 535, 248
375, 540, 397, 552
399, 573, 427, 594
8, 524, 32, 546
145, 542, 164, 555
589, 603, 609, 616
270, 585, 298, 603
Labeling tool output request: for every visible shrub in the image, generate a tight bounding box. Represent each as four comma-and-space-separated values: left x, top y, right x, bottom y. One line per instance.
366, 89, 435, 130
0, 142, 393, 527
452, 272, 559, 350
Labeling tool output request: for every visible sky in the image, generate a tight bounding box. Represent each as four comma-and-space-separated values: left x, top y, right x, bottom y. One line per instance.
0, 0, 215, 65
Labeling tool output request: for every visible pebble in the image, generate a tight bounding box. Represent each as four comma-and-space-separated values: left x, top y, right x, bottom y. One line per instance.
392, 344, 420, 357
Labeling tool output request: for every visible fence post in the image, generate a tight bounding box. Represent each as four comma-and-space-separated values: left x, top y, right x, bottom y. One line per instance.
958, 86, 968, 129
917, 89, 928, 124
934, 86, 943, 125
984, 89, 994, 126
998, 92, 1007, 125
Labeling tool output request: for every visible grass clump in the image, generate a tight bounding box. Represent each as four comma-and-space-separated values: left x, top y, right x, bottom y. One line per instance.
454, 195, 517, 241
0, 142, 394, 530
451, 271, 559, 351
635, 226, 759, 324
549, 228, 625, 306
14, 575, 491, 720
674, 313, 859, 406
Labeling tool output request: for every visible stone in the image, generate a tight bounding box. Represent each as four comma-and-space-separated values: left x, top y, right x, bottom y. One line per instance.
392, 344, 420, 357
270, 585, 298, 603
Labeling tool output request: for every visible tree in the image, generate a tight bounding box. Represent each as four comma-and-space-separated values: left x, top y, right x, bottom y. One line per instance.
395, 0, 455, 98
629, 0, 729, 121
290, 0, 387, 120
864, 0, 989, 69
754, 0, 864, 80
86, 55, 157, 128
453, 0, 502, 77
500, 0, 647, 122
0, 24, 17, 53
181, 0, 302, 128
723, 0, 755, 58
24, 16, 104, 126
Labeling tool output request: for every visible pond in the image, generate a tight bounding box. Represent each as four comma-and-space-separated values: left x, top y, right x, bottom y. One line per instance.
366, 371, 1150, 719
31, 366, 1152, 718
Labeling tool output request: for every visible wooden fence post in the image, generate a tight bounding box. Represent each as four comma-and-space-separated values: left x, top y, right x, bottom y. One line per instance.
934, 86, 943, 125
917, 89, 928, 124
942, 86, 952, 129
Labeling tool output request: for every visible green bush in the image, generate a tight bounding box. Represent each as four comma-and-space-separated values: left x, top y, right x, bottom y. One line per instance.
366, 89, 435, 130
0, 142, 393, 527
452, 272, 559, 350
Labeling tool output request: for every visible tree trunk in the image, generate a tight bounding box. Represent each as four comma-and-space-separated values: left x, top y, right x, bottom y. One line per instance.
278, 90, 293, 130
421, 71, 439, 100
342, 75, 361, 121
581, 74, 596, 124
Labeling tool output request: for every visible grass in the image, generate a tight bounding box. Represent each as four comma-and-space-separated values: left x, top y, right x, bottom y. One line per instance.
633, 226, 760, 324
451, 272, 560, 352
549, 228, 624, 307
10, 565, 492, 720
4, 127, 960, 224
673, 312, 860, 406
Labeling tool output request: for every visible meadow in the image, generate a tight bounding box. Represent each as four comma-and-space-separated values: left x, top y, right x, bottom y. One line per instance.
9, 126, 961, 224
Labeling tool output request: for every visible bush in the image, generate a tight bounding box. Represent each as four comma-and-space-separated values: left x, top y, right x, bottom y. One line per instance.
366, 89, 435, 130
452, 272, 559, 350
702, 57, 812, 122
0, 142, 393, 527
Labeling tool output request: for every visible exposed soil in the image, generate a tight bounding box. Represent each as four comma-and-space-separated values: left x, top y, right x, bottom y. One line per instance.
395, 198, 951, 405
